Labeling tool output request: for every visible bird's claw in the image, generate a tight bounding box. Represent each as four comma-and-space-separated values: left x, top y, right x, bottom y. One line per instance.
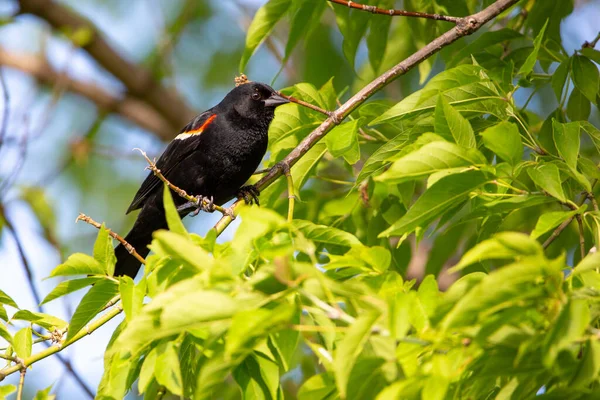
237, 185, 260, 206
194, 195, 215, 214
224, 207, 236, 220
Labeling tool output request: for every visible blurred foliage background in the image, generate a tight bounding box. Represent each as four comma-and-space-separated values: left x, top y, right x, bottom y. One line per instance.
0, 0, 599, 398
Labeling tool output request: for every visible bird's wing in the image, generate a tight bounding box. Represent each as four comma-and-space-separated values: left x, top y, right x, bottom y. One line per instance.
126, 111, 217, 214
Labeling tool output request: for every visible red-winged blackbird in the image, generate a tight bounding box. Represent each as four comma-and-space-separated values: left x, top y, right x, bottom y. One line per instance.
114, 83, 289, 277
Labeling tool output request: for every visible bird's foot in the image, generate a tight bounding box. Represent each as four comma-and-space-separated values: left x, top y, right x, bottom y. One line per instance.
194, 195, 215, 215
237, 185, 260, 206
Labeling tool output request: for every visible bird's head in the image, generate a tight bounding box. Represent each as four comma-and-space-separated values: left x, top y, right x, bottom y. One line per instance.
220, 82, 289, 122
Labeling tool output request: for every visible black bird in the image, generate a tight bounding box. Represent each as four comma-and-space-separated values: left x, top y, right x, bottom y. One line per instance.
114, 82, 289, 277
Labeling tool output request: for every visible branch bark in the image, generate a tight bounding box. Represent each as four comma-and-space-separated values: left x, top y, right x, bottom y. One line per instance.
0, 48, 175, 140
212, 0, 521, 236
328, 0, 461, 23
17, 0, 196, 130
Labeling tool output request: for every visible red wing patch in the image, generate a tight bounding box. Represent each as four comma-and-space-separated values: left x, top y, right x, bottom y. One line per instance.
176, 114, 217, 140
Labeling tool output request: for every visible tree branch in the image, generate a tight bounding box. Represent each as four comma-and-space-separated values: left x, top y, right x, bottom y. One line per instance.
134, 148, 233, 218
328, 0, 461, 23
17, 0, 196, 130
211, 0, 521, 236
0, 305, 123, 382
76, 213, 146, 265
0, 47, 175, 140
0, 205, 96, 398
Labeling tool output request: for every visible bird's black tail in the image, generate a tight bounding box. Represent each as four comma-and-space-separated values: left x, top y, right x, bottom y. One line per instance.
114, 204, 168, 278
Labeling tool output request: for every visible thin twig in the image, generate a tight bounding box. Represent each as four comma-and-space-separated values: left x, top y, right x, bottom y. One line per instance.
17, 368, 25, 400
76, 213, 146, 265
0, 305, 123, 382
211, 0, 520, 236
277, 92, 332, 117
328, 0, 461, 23
134, 148, 231, 217
0, 208, 95, 398
582, 31, 600, 49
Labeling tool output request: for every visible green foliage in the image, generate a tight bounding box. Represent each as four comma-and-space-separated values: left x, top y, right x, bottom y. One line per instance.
3, 0, 600, 399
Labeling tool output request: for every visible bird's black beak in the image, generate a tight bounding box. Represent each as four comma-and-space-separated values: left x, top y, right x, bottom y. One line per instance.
264, 93, 290, 108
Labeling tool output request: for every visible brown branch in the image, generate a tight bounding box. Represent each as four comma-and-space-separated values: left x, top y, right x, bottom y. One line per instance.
328, 0, 461, 23
543, 217, 574, 249
0, 48, 175, 140
134, 148, 233, 218
212, 0, 520, 236
278, 92, 332, 117
76, 213, 146, 265
17, 0, 195, 130
582, 31, 600, 49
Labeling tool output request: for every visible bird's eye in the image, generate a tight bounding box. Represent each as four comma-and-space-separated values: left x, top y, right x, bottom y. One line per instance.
251, 92, 261, 100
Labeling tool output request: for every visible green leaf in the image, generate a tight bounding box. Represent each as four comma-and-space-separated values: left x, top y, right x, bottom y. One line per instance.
33, 384, 55, 400
572, 55, 600, 103
366, 0, 394, 73
0, 289, 18, 309
0, 323, 13, 345
380, 170, 487, 237
371, 65, 505, 126
163, 184, 187, 236
553, 120, 580, 170
111, 277, 258, 356
233, 353, 280, 400
451, 232, 543, 272
369, 65, 506, 126
13, 326, 32, 359
567, 87, 591, 121
0, 385, 16, 399
152, 230, 212, 271
291, 142, 327, 195
527, 163, 566, 202
40, 277, 102, 305
49, 253, 105, 277
571, 340, 600, 388
434, 96, 476, 148
334, 311, 380, 399
239, 0, 292, 71
572, 251, 600, 276
480, 122, 523, 166
355, 129, 410, 185
581, 48, 600, 64
543, 299, 590, 367
66, 279, 119, 342
551, 58, 570, 101
449, 29, 523, 67
12, 310, 68, 331
155, 342, 183, 396
284, 0, 326, 63
138, 347, 157, 394
375, 141, 486, 184
292, 220, 362, 247
325, 119, 361, 164
119, 276, 146, 322
333, 1, 371, 70
531, 208, 582, 239
93, 223, 116, 276
298, 373, 336, 400
226, 304, 294, 357
518, 20, 548, 76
